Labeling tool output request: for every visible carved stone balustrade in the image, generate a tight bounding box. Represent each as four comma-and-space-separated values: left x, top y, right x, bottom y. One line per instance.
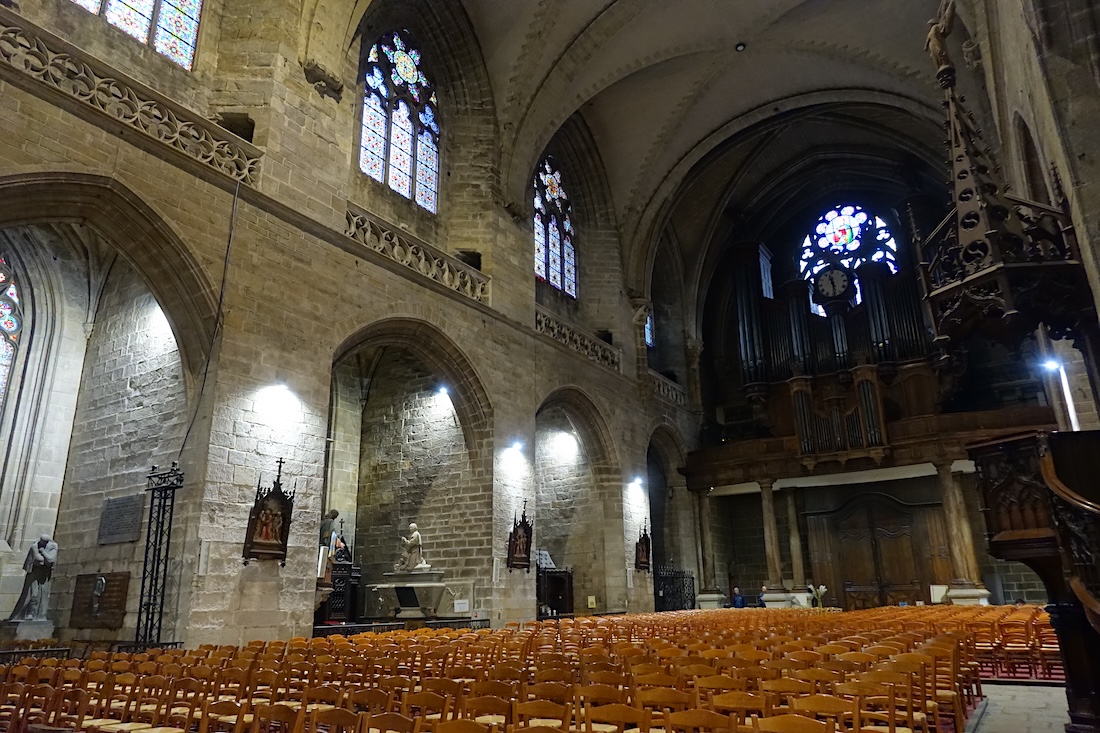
0, 8, 262, 185
534, 306, 622, 373
345, 205, 490, 305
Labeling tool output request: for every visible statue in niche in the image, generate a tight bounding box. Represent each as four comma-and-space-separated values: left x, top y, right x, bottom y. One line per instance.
9, 534, 58, 621
395, 522, 430, 571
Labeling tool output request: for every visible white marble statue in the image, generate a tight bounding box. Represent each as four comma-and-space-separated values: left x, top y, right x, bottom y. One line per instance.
9, 534, 58, 621
395, 522, 430, 571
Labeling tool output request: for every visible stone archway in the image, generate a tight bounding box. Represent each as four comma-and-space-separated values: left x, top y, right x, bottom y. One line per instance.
328, 317, 494, 618
0, 173, 212, 639
534, 386, 624, 614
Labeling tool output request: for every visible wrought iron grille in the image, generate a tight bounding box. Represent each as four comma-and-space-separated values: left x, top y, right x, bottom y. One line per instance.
654, 565, 695, 611
136, 463, 184, 646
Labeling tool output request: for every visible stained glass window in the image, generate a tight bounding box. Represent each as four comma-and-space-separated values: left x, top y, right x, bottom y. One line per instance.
69, 0, 204, 69
532, 157, 578, 298
799, 204, 898, 316
360, 30, 441, 213
0, 259, 23, 409
644, 312, 655, 348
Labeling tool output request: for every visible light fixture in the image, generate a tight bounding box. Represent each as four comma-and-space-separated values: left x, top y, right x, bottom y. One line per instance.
1041, 358, 1081, 431
437, 385, 449, 396
735, 42, 746, 52
512, 440, 524, 452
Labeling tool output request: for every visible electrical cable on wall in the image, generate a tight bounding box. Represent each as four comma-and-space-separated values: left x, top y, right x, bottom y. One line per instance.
178, 179, 241, 461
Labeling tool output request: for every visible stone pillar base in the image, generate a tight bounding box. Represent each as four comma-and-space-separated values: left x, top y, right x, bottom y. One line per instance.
945, 586, 991, 606
762, 592, 795, 608
697, 592, 727, 609
0, 619, 55, 642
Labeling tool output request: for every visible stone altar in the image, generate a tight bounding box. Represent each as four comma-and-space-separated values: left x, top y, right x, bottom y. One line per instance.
371, 570, 447, 618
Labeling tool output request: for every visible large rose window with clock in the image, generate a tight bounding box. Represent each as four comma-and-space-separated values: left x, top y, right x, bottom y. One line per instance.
800, 204, 899, 315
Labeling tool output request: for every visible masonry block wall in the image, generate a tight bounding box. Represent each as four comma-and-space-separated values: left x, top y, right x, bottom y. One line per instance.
51, 258, 187, 640
0, 0, 703, 637
354, 348, 486, 610
534, 408, 606, 614
720, 494, 767, 597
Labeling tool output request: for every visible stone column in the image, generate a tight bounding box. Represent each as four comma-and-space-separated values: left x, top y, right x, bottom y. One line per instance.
759, 479, 783, 587
785, 489, 805, 588
936, 462, 990, 605
694, 488, 727, 608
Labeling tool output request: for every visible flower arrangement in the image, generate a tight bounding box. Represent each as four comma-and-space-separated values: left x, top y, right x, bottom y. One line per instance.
811, 584, 828, 607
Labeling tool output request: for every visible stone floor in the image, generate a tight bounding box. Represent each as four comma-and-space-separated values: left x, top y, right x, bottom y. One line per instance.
969, 683, 1070, 733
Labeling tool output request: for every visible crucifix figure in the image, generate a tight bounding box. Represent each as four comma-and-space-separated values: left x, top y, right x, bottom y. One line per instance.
925, 0, 957, 73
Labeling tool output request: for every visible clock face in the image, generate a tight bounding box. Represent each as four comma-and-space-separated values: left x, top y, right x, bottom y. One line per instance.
816, 268, 850, 298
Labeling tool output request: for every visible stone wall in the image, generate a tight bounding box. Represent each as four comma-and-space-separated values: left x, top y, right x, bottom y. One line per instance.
0, 0, 715, 639
354, 348, 485, 608
51, 257, 187, 639
534, 407, 605, 614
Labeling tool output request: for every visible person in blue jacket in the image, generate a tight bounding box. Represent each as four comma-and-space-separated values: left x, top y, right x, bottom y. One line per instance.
731, 586, 745, 608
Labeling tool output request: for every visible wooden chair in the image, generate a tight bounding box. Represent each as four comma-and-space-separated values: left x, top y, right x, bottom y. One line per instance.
305, 707, 360, 733
435, 720, 491, 733
834, 681, 905, 733
348, 689, 393, 716
365, 712, 421, 733
663, 709, 736, 733
634, 688, 691, 720
749, 714, 833, 733
247, 703, 303, 733
758, 680, 812, 714
50, 687, 90, 731
582, 703, 649, 733
513, 699, 571, 730
462, 696, 512, 729
708, 691, 770, 732
790, 694, 858, 732
198, 700, 250, 733
402, 691, 451, 730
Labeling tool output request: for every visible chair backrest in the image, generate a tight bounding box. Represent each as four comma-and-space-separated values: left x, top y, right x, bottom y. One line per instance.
348, 688, 393, 715
526, 682, 572, 705
583, 702, 650, 733
249, 703, 303, 733
307, 707, 361, 733
367, 711, 421, 733
514, 699, 571, 728
435, 719, 491, 733
789, 694, 856, 729
403, 691, 450, 721
635, 687, 692, 714
664, 708, 737, 733
750, 713, 833, 732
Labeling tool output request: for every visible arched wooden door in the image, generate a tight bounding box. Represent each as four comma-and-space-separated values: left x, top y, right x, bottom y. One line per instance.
807, 492, 952, 609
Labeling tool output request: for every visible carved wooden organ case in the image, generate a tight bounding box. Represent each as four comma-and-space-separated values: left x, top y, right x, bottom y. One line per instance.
729, 244, 933, 467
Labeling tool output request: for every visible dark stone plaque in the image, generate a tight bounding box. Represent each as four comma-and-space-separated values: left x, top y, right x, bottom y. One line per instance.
97, 495, 145, 545
70, 572, 130, 629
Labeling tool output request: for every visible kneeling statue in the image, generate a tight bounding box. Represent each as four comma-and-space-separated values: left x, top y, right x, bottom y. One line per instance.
395, 522, 430, 571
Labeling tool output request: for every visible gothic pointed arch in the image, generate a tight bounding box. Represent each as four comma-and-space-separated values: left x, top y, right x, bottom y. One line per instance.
0, 172, 217, 379
332, 317, 493, 464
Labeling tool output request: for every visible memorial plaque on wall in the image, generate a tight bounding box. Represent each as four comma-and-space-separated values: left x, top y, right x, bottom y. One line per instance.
70, 572, 130, 629
97, 495, 145, 544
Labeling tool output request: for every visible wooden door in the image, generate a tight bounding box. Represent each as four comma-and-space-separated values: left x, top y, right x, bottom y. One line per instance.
807, 493, 950, 609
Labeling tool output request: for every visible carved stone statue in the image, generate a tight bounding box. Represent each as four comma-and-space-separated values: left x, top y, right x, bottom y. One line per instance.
925, 0, 957, 72
9, 534, 58, 621
395, 522, 430, 571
